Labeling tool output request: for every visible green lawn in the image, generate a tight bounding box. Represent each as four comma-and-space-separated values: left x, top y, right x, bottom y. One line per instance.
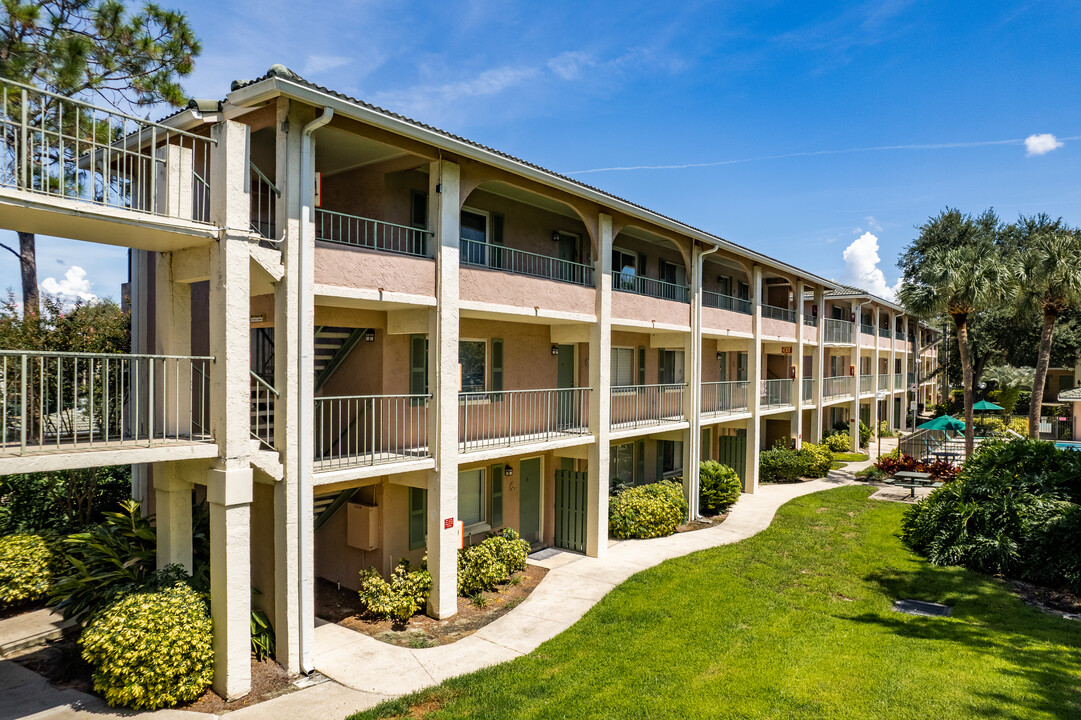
350, 486, 1081, 720
833, 452, 870, 462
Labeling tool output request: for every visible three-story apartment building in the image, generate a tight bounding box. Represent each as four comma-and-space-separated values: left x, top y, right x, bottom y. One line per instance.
0, 66, 939, 699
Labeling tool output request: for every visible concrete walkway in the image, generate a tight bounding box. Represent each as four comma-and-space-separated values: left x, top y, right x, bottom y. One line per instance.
1, 447, 889, 719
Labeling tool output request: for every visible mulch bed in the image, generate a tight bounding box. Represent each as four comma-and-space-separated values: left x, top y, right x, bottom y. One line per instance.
677, 511, 728, 532
317, 564, 548, 648
1008, 579, 1081, 620
13, 630, 298, 713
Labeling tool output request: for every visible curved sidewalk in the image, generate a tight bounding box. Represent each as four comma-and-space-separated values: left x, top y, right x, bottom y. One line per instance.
313, 472, 860, 701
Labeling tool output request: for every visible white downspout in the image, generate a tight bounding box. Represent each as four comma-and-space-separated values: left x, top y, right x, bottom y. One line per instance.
298, 106, 333, 674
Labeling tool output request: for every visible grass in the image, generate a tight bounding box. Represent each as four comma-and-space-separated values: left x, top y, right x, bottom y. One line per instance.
349, 486, 1081, 720
833, 452, 870, 462
830, 461, 848, 469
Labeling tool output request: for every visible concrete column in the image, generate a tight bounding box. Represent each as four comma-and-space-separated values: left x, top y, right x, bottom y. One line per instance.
154, 463, 193, 573
871, 306, 880, 437
154, 253, 192, 437
586, 213, 613, 553
900, 316, 910, 432
792, 281, 806, 448
743, 265, 763, 493
208, 467, 252, 699
208, 119, 253, 700
272, 99, 312, 672
427, 160, 461, 619
888, 316, 898, 434
811, 286, 825, 443
155, 143, 194, 219
850, 303, 864, 453
130, 250, 151, 505
682, 242, 703, 519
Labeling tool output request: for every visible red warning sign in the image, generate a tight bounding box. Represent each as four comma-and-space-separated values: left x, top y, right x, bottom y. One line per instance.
444, 517, 454, 530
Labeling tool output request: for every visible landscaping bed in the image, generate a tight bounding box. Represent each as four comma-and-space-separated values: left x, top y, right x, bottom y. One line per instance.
316, 564, 548, 648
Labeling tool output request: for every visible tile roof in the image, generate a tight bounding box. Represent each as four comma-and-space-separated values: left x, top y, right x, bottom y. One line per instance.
1058, 386, 1081, 402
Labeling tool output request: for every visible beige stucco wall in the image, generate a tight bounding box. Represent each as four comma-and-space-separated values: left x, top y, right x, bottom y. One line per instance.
702, 306, 752, 334
761, 316, 797, 339
314, 244, 436, 298
459, 266, 596, 317
611, 291, 690, 328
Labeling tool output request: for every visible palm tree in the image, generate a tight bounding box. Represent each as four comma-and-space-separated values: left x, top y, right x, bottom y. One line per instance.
981, 364, 1035, 423
1014, 218, 1081, 437
899, 243, 1013, 457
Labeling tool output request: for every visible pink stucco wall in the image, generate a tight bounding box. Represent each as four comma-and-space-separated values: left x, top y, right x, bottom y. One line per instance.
761, 316, 797, 339
459, 266, 596, 317
702, 306, 752, 334
611, 291, 690, 328
314, 244, 436, 298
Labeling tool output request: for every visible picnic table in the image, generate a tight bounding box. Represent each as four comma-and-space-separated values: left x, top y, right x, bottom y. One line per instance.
887, 470, 942, 498
930, 451, 958, 464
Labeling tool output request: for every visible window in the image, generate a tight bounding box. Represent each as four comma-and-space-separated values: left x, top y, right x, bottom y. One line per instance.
830, 355, 843, 377
408, 487, 426, 550
613, 248, 637, 290
458, 469, 487, 528
459, 340, 486, 393
610, 443, 635, 487
737, 352, 749, 381
410, 190, 429, 255
461, 209, 487, 265
717, 275, 732, 297
658, 349, 685, 384
718, 351, 728, 382
409, 334, 428, 399
611, 347, 635, 386
660, 440, 683, 476
737, 281, 750, 301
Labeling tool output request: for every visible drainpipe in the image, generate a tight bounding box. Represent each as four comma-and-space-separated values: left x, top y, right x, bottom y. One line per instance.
298, 106, 333, 674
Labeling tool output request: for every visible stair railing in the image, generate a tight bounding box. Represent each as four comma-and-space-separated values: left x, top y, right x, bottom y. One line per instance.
250, 370, 278, 449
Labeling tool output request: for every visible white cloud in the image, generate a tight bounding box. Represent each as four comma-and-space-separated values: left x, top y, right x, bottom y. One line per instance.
1025, 133, 1063, 156
369, 65, 539, 120
303, 55, 352, 76
548, 51, 594, 81
40, 266, 97, 304
841, 231, 901, 301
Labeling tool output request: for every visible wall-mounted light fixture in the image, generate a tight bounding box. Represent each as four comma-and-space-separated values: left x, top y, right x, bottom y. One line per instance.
504, 465, 514, 477
363, 329, 376, 342
551, 231, 561, 242
551, 345, 560, 356
716, 352, 723, 360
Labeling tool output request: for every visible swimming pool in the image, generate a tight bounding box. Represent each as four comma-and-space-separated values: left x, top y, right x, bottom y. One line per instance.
1054, 441, 1081, 451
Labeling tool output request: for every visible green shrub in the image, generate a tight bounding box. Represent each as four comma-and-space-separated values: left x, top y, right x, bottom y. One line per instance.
699, 461, 742, 514
876, 420, 894, 438
855, 466, 887, 480
823, 432, 851, 453
759, 442, 804, 482
458, 542, 508, 596
609, 480, 686, 539
858, 421, 872, 447
486, 528, 529, 573
798, 443, 833, 478
79, 583, 213, 710
0, 467, 131, 536
250, 609, 275, 661
360, 558, 432, 620
0, 534, 53, 605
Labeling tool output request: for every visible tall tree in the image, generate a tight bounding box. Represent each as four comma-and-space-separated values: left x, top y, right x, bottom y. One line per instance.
0, 0, 200, 318
981, 364, 1034, 422
899, 210, 1013, 456
1013, 215, 1081, 437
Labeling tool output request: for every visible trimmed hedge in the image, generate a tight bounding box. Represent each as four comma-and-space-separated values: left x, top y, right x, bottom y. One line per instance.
699, 461, 741, 515
359, 558, 432, 620
79, 583, 213, 710
0, 533, 53, 605
759, 443, 805, 482
609, 480, 687, 539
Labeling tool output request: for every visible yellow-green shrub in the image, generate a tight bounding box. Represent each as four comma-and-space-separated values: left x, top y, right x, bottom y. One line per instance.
824, 432, 851, 453
609, 480, 686, 539
79, 583, 213, 710
976, 416, 1029, 436
458, 541, 507, 596
486, 528, 529, 573
699, 461, 742, 514
798, 443, 833, 478
0, 534, 53, 605
359, 558, 431, 620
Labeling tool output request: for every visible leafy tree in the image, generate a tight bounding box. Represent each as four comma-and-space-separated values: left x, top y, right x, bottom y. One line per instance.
0, 0, 201, 318
982, 365, 1035, 422
1013, 215, 1081, 437
899, 209, 1013, 456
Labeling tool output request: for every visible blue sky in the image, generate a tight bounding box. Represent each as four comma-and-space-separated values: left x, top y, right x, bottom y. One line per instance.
5, 0, 1080, 303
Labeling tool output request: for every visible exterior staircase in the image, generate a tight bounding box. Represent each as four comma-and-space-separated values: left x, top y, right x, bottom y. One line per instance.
314, 326, 368, 391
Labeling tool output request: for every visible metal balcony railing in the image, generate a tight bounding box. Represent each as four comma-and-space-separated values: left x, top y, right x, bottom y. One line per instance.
859, 375, 874, 394
250, 371, 277, 449
823, 375, 852, 398
878, 374, 890, 390
701, 380, 749, 417
762, 304, 796, 323
610, 383, 686, 430
612, 270, 689, 303
896, 329, 905, 340
860, 324, 875, 336
802, 377, 814, 403
803, 313, 818, 327
315, 208, 432, 257
761, 378, 793, 409
895, 373, 904, 390
878, 327, 891, 338
0, 78, 213, 222
460, 387, 590, 452
461, 238, 594, 287
314, 394, 431, 470
249, 162, 279, 240
821, 318, 854, 344
0, 350, 213, 455
702, 291, 752, 315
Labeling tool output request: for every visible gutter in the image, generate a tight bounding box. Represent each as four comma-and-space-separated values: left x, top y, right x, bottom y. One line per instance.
298, 106, 334, 674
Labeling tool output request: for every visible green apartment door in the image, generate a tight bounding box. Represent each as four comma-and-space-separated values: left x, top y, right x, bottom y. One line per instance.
557, 344, 576, 428
519, 458, 542, 545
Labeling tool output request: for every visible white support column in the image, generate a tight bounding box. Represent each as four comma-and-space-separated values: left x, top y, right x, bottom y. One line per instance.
154, 253, 192, 437
155, 143, 194, 219
586, 213, 613, 553
130, 249, 151, 505
272, 99, 311, 673
154, 463, 193, 573
792, 281, 806, 448
889, 315, 898, 434
811, 286, 825, 443
427, 160, 461, 619
900, 316, 910, 432
682, 242, 703, 518
743, 265, 763, 493
871, 306, 880, 436
208, 119, 253, 700
850, 303, 863, 453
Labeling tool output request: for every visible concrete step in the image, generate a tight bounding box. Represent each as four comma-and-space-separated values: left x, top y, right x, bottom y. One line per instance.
0, 608, 74, 659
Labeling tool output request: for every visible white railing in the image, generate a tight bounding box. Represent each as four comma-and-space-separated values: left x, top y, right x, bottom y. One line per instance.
459, 387, 590, 452
878, 374, 890, 391
250, 371, 277, 449
315, 208, 432, 257
702, 291, 752, 314
314, 394, 431, 470
895, 373, 904, 390
611, 383, 686, 430
249, 162, 279, 240
0, 77, 213, 222
823, 375, 852, 398
0, 350, 213, 455
612, 271, 689, 303
859, 375, 874, 394
802, 377, 814, 403
761, 378, 792, 408
822, 318, 854, 344
461, 238, 594, 287
701, 380, 749, 417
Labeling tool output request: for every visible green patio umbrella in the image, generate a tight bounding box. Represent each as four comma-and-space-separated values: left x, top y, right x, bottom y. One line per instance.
972, 400, 1004, 436
917, 414, 966, 432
